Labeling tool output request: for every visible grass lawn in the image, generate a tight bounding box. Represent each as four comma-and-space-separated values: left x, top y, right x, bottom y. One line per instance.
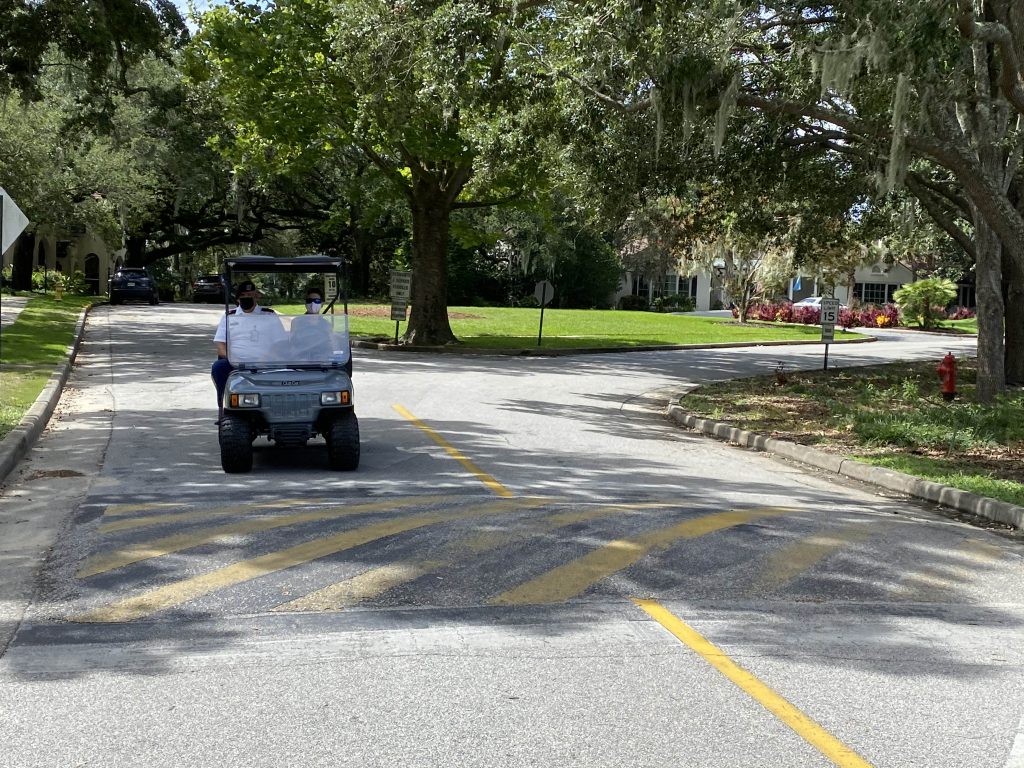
291, 303, 863, 349
0, 294, 94, 440
679, 358, 1024, 508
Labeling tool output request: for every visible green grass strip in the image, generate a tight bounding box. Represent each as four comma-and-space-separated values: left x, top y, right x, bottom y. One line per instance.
856, 454, 1024, 507
0, 294, 92, 440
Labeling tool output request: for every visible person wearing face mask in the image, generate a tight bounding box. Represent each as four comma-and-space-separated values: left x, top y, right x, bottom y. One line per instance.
288, 289, 335, 361
211, 279, 283, 422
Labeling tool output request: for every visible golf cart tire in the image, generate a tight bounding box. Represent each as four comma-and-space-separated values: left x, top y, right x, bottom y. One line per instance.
219, 415, 254, 473
327, 412, 360, 471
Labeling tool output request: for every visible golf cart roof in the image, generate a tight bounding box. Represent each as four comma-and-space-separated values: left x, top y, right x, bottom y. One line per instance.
224, 255, 344, 274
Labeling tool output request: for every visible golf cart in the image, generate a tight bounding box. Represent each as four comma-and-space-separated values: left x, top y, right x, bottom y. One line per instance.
218, 255, 358, 473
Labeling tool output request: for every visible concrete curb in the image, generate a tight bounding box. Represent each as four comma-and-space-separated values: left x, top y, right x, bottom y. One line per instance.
0, 305, 90, 487
352, 335, 876, 356
666, 405, 1024, 530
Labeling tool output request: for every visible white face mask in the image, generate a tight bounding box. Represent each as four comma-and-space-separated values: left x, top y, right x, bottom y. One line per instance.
305, 299, 322, 313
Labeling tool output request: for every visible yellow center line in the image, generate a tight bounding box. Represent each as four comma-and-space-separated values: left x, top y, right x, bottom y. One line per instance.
748, 523, 876, 595
75, 497, 548, 623
99, 498, 335, 534
274, 502, 662, 612
489, 507, 796, 606
393, 404, 513, 497
77, 495, 457, 578
634, 599, 875, 768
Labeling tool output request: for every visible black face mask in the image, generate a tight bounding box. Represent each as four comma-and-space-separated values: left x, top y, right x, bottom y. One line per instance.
239, 296, 256, 311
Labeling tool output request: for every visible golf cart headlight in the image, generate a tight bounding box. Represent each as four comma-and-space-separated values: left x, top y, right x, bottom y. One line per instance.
321, 391, 350, 405
230, 393, 261, 407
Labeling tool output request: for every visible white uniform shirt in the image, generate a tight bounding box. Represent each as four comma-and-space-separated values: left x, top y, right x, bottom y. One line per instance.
214, 305, 287, 363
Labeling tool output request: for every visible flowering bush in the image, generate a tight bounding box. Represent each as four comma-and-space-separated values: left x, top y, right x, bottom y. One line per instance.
738, 300, 902, 329
949, 306, 976, 320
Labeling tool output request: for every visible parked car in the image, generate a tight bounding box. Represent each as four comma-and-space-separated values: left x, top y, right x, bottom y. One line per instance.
109, 268, 158, 305
792, 296, 847, 310
192, 273, 232, 303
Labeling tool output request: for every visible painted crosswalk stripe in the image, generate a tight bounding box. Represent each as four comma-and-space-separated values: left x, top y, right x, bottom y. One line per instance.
896, 536, 1008, 600
635, 599, 875, 768
747, 522, 876, 595
489, 507, 796, 605
77, 495, 460, 578
274, 503, 669, 612
99, 498, 334, 533
75, 498, 548, 623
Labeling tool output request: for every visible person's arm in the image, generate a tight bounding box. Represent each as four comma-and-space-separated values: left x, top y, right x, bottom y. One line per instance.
216, 341, 227, 357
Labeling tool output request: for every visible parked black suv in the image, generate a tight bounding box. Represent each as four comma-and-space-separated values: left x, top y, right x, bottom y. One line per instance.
109, 268, 159, 305
192, 273, 231, 303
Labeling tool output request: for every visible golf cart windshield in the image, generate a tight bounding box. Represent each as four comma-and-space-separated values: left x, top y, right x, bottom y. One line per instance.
222, 254, 351, 371
227, 312, 350, 369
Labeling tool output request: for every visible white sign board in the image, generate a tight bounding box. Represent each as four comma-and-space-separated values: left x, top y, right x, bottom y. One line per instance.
534, 280, 554, 307
390, 270, 412, 300
820, 298, 840, 343
0, 188, 29, 256
324, 274, 338, 301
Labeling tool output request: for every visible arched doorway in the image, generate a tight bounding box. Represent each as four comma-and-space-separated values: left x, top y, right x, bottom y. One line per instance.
84, 253, 100, 295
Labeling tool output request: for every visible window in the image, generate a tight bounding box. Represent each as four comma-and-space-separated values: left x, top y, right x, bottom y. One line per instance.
854, 282, 902, 304
956, 283, 976, 308
632, 274, 649, 297
662, 274, 679, 295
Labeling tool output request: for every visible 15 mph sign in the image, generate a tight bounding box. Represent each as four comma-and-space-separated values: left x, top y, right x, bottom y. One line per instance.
820, 298, 840, 342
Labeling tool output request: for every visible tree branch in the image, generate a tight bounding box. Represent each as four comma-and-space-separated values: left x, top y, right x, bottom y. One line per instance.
905, 172, 976, 259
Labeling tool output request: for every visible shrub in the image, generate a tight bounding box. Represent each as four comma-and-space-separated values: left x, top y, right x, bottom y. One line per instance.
618, 295, 649, 311
949, 306, 976, 320
894, 278, 957, 329
793, 306, 820, 325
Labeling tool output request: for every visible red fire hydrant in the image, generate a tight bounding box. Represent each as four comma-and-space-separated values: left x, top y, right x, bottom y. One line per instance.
937, 352, 957, 401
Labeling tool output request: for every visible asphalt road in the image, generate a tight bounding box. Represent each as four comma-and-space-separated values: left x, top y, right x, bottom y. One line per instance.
1, 303, 1021, 768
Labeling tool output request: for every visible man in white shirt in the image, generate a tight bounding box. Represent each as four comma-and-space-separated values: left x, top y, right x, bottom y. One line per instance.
211, 279, 284, 421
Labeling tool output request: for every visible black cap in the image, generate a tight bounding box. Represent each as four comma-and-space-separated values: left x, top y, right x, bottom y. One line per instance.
237, 279, 258, 293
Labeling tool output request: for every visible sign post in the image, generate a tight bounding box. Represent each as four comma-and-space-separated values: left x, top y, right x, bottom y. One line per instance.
389, 269, 412, 344
820, 298, 840, 370
534, 279, 554, 347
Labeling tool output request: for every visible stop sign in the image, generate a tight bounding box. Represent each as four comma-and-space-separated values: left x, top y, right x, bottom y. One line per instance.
534, 280, 554, 307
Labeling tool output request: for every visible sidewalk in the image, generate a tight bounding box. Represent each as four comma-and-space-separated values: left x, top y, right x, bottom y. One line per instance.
0, 294, 28, 330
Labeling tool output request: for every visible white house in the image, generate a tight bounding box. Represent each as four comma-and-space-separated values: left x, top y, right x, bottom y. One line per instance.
617, 260, 976, 311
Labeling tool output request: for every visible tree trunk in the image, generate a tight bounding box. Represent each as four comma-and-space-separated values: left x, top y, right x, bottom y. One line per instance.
405, 184, 457, 346
10, 232, 35, 291
973, 216, 1006, 403
1004, 250, 1024, 385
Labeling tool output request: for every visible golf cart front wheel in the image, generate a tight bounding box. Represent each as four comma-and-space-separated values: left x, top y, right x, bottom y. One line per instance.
327, 411, 360, 471
219, 415, 254, 473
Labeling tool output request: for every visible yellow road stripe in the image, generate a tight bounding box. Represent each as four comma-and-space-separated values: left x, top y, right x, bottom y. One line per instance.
393, 404, 513, 497
76, 498, 547, 623
634, 599, 875, 768
749, 523, 875, 595
77, 495, 456, 578
101, 503, 182, 517
897, 536, 1010, 599
489, 507, 795, 605
99, 499, 334, 534
275, 503, 656, 612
